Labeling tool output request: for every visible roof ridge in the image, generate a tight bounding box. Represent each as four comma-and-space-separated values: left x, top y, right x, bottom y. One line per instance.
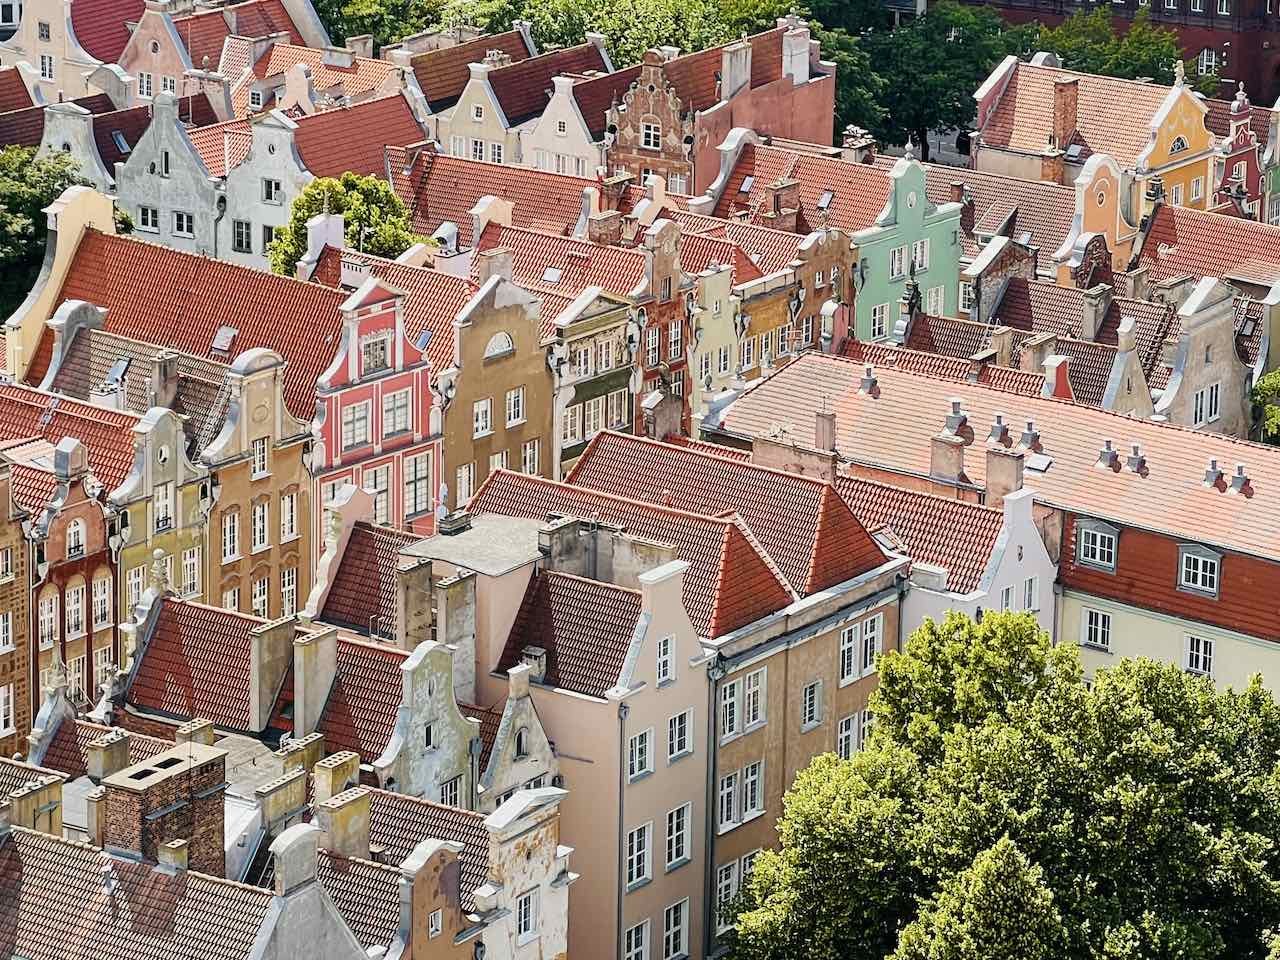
489, 41, 595, 71
541, 568, 643, 597
835, 472, 1002, 515
723, 511, 798, 599
367, 782, 487, 823
163, 595, 271, 625
335, 632, 412, 658
0, 383, 142, 427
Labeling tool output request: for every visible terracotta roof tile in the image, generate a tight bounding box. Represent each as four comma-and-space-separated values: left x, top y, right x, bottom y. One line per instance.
0, 757, 64, 797
186, 116, 254, 176
230, 43, 403, 117
566, 431, 886, 594
499, 570, 640, 698
678, 231, 762, 283
316, 639, 409, 763
36, 229, 346, 419
1204, 96, 1272, 149
94, 95, 219, 171
663, 28, 784, 112
316, 853, 401, 948
365, 787, 489, 908
468, 469, 795, 637
292, 95, 425, 177
319, 522, 419, 637
920, 165, 1075, 258
843, 336, 1044, 396
173, 0, 304, 70
671, 211, 804, 275
475, 222, 647, 297
716, 351, 1280, 560
410, 30, 533, 113
486, 42, 608, 127
0, 93, 117, 150
40, 718, 171, 779
71, 0, 145, 62
0, 67, 32, 113
0, 827, 275, 958
571, 65, 641, 138
460, 701, 502, 769
1137, 202, 1280, 284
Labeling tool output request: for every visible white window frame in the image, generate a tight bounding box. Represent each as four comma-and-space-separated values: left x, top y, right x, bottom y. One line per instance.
1081, 607, 1112, 652
625, 920, 650, 960
382, 389, 411, 436
281, 567, 297, 617
1077, 520, 1118, 571
1185, 634, 1214, 677
473, 397, 493, 438
341, 401, 371, 450
871, 302, 889, 339
642, 122, 661, 150
1178, 544, 1221, 597
280, 491, 298, 541
404, 455, 433, 516
251, 500, 270, 553
663, 899, 688, 960
718, 771, 739, 830
222, 511, 240, 562
625, 822, 652, 888
505, 385, 525, 426
656, 635, 674, 685
668, 709, 691, 761
516, 887, 538, 943
665, 803, 690, 869
92, 576, 112, 629
628, 728, 654, 781
715, 861, 739, 933
800, 679, 822, 730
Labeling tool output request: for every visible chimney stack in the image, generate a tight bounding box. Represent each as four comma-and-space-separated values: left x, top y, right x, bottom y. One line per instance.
588, 210, 624, 246
815, 409, 837, 451
521, 645, 547, 683
858, 365, 878, 396
1052, 76, 1079, 150
86, 728, 131, 781
313, 751, 361, 804
293, 627, 338, 737
315, 787, 371, 860
157, 838, 189, 874
474, 246, 513, 284
250, 617, 295, 732
1097, 439, 1119, 470
1080, 284, 1112, 341
1230, 462, 1250, 494
271, 823, 323, 897
1019, 419, 1041, 452
1204, 457, 1223, 487
985, 446, 1024, 507
989, 326, 1014, 367
987, 413, 1011, 447
930, 432, 968, 484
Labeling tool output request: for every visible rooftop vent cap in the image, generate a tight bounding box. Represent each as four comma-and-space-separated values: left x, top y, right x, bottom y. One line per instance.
988, 413, 1010, 446
859, 364, 877, 394
1019, 419, 1040, 451
1230, 462, 1250, 494
1125, 443, 1146, 474
944, 397, 967, 433
1097, 439, 1118, 470
1204, 457, 1223, 487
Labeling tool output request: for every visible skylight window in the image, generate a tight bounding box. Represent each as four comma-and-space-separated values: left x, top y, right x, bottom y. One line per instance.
212, 325, 238, 353
105, 357, 130, 385
541, 266, 563, 284
111, 131, 131, 154
739, 176, 755, 194
817, 190, 834, 211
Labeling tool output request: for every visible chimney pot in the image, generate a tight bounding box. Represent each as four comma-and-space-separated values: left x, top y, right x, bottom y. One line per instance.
1230, 462, 1249, 493
859, 364, 877, 394
1204, 457, 1223, 486
1020, 419, 1041, 451
1098, 439, 1119, 469
944, 398, 967, 434
988, 413, 1010, 446
1126, 443, 1146, 473
158, 838, 189, 874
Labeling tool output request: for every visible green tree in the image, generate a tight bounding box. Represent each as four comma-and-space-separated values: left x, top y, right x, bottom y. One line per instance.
733, 611, 1280, 960
520, 0, 734, 68
809, 24, 885, 139
1252, 369, 1280, 441
891, 837, 1069, 960
0, 146, 85, 317
268, 172, 421, 276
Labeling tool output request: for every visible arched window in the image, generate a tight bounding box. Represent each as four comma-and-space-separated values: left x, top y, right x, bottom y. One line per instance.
515, 727, 529, 758
1170, 136, 1189, 154
66, 519, 86, 558
483, 332, 514, 359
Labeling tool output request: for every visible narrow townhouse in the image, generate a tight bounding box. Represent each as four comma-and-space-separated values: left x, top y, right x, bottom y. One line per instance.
0, 0, 139, 100
384, 23, 537, 118
0, 460, 30, 757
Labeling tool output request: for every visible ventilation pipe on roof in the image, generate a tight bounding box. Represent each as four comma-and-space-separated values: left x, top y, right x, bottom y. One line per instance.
1125, 443, 1146, 474
1019, 419, 1041, 452
1230, 463, 1250, 494
1097, 439, 1119, 470
1204, 458, 1224, 487
988, 413, 1011, 447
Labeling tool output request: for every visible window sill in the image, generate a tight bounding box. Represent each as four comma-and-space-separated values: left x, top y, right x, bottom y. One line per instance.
1079, 642, 1112, 654
506, 419, 526, 429
137, 225, 160, 234
625, 877, 652, 894
0, 726, 14, 738
252, 544, 271, 556
628, 769, 654, 785
1075, 559, 1116, 575
473, 431, 493, 440
799, 719, 822, 734
0, 645, 15, 656
1186, 668, 1213, 679
222, 554, 242, 564
250, 471, 271, 481
716, 820, 741, 836
667, 748, 692, 766
280, 533, 299, 545
516, 932, 539, 948
382, 429, 411, 442
665, 856, 691, 875
1177, 583, 1219, 600
173, 233, 195, 239
232, 247, 253, 255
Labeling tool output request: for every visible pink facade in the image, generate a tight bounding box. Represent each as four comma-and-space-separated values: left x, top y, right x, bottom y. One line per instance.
1215, 88, 1265, 214
313, 278, 442, 538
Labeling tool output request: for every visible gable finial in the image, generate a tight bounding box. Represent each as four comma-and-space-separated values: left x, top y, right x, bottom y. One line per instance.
1174, 59, 1186, 87
903, 138, 915, 161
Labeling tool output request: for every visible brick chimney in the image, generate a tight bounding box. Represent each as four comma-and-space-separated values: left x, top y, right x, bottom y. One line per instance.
989, 326, 1014, 367
930, 432, 967, 484
147, 351, 180, 409
1052, 76, 1078, 150
950, 180, 974, 235
588, 210, 624, 245
1041, 354, 1074, 401
315, 786, 371, 860
174, 718, 216, 746
101, 742, 228, 876
985, 446, 1025, 508
762, 178, 800, 231
1080, 283, 1112, 341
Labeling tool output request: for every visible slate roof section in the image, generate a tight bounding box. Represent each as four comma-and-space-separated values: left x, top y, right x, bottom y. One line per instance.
35, 229, 346, 419
319, 522, 420, 637
715, 351, 1280, 560
1136, 202, 1280, 284
409, 30, 534, 113
40, 719, 172, 779
567, 431, 887, 595
486, 42, 610, 127
230, 42, 404, 116
0, 827, 276, 959
469, 469, 795, 637
71, 0, 145, 63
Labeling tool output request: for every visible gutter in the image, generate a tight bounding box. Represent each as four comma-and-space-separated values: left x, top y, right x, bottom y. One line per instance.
702, 654, 725, 959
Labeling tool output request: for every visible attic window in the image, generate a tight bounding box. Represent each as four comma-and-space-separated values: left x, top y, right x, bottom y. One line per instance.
541, 266, 563, 284
111, 131, 131, 154
739, 175, 755, 194
1170, 136, 1189, 154
105, 357, 130, 386
211, 325, 238, 354
1064, 144, 1083, 161
249, 89, 263, 109
483, 331, 515, 359
817, 190, 834, 211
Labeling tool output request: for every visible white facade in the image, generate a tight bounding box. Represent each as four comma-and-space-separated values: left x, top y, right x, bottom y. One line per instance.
520, 74, 603, 177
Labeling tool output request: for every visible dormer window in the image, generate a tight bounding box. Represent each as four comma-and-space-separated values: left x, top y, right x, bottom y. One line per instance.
361, 334, 390, 375
1076, 519, 1118, 572
1178, 544, 1221, 597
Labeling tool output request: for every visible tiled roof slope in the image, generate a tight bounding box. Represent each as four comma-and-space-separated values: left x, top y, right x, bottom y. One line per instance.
499, 571, 640, 698
318, 639, 408, 762
1135, 202, 1280, 283
410, 30, 533, 113
94, 95, 219, 170
679, 231, 762, 283
319, 522, 419, 636
231, 43, 403, 116
571, 65, 641, 137
186, 115, 254, 175
670, 211, 804, 275
0, 384, 139, 491
468, 469, 795, 637
311, 246, 479, 369
37, 229, 346, 419
460, 701, 502, 768
367, 787, 489, 907
0, 757, 64, 797
0, 93, 117, 151
173, 0, 304, 69
487, 42, 609, 127
712, 143, 893, 233
40, 719, 172, 779
662, 28, 784, 112
566, 431, 887, 594
715, 351, 1280, 560
475, 222, 647, 298
316, 853, 402, 949
71, 0, 145, 63
127, 600, 272, 730
843, 337, 1044, 397
1204, 96, 1272, 149
0, 67, 32, 113
0, 827, 275, 959
292, 95, 425, 177
919, 164, 1075, 259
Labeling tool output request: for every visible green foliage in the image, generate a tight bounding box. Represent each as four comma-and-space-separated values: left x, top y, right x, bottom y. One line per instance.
808, 24, 884, 139
732, 610, 1280, 960
520, 0, 735, 69
268, 172, 422, 276
0, 146, 85, 317
1252, 369, 1280, 441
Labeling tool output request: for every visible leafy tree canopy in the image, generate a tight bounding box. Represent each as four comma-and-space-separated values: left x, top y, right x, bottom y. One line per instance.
732, 611, 1280, 960
1252, 369, 1280, 442
268, 172, 422, 276
0, 146, 86, 317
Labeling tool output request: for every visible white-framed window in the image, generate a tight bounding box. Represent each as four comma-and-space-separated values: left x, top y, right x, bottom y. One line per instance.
718, 771, 739, 829
860, 615, 882, 677
0, 611, 11, 652
280, 492, 298, 540
1024, 576, 1038, 611
1082, 608, 1111, 651
1193, 383, 1221, 426
38, 594, 57, 649
668, 172, 687, 193
489, 450, 509, 472
282, 567, 297, 617
912, 238, 930, 271
251, 576, 268, 617
738, 334, 754, 370
744, 668, 764, 726
39, 53, 54, 81
67, 655, 86, 700
839, 623, 858, 682
248, 436, 269, 477
1001, 585, 1013, 611
174, 211, 194, 237
721, 679, 739, 738
715, 861, 739, 933
138, 71, 153, 97
575, 344, 594, 378
800, 680, 822, 729
666, 803, 690, 868
598, 338, 615, 371
663, 899, 688, 959
382, 390, 411, 436
249, 89, 264, 109
1191, 176, 1204, 202
1218, 0, 1229, 12
742, 759, 763, 816
960, 280, 975, 312
516, 887, 538, 941
562, 404, 583, 445
608, 389, 629, 428
642, 122, 661, 149
626, 822, 652, 886
1179, 545, 1220, 595
222, 511, 240, 561
1199, 48, 1218, 74
656, 634, 674, 685
668, 709, 691, 760
859, 708, 875, 748
93, 643, 114, 678
1171, 183, 1184, 206
926, 285, 945, 316
161, 74, 176, 95
456, 463, 475, 505
505, 386, 525, 426
450, 135, 464, 156
473, 397, 493, 437
1193, 0, 1204, 9
153, 482, 173, 531
625, 920, 649, 960
223, 586, 240, 611
92, 576, 112, 628
0, 683, 13, 735
585, 395, 606, 438
127, 565, 144, 608
251, 500, 269, 552
471, 138, 485, 161
341, 401, 371, 449
429, 908, 444, 939
629, 728, 653, 780
489, 141, 503, 164
669, 321, 681, 357
139, 206, 159, 232
363, 465, 391, 525
66, 583, 85, 638
871, 302, 889, 339
471, 103, 484, 121
520, 438, 540, 475
440, 774, 462, 807
716, 344, 731, 375
0, 546, 12, 580
1185, 634, 1214, 676
646, 325, 660, 367
837, 714, 857, 759
1077, 522, 1117, 570
37, 20, 50, 41
889, 245, 907, 278
404, 455, 432, 515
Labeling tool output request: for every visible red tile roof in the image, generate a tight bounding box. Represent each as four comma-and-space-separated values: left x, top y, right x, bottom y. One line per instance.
567, 431, 887, 595
0, 827, 276, 958
319, 521, 419, 637
316, 853, 402, 948
311, 247, 477, 372
230, 43, 403, 117
715, 351, 1280, 561
671, 211, 804, 275
1136, 202, 1280, 284
71, 0, 145, 63
94, 95, 219, 171
0, 93, 117, 150
475, 222, 648, 298
571, 65, 641, 138
173, 0, 304, 70
35, 230, 346, 419
1204, 94, 1272, 149
919, 164, 1076, 260
0, 757, 64, 797
366, 787, 489, 908
318, 638, 408, 763
410, 30, 534, 113
460, 701, 502, 769
662, 28, 784, 112
486, 42, 609, 127
292, 95, 425, 178
39, 718, 171, 779
469, 469, 795, 637
0, 67, 33, 113
127, 599, 270, 730
499, 570, 640, 698
843, 337, 1044, 397
186, 116, 254, 176
678, 231, 762, 283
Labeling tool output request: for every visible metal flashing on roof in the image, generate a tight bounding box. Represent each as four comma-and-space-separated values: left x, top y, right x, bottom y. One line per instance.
1064, 144, 1083, 160
105, 357, 130, 385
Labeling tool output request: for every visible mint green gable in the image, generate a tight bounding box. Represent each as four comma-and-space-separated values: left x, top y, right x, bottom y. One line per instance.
850, 155, 962, 342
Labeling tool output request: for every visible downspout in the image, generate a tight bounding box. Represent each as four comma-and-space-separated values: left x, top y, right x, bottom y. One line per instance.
895, 571, 908, 654
212, 195, 227, 259
703, 653, 725, 959
615, 701, 630, 959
